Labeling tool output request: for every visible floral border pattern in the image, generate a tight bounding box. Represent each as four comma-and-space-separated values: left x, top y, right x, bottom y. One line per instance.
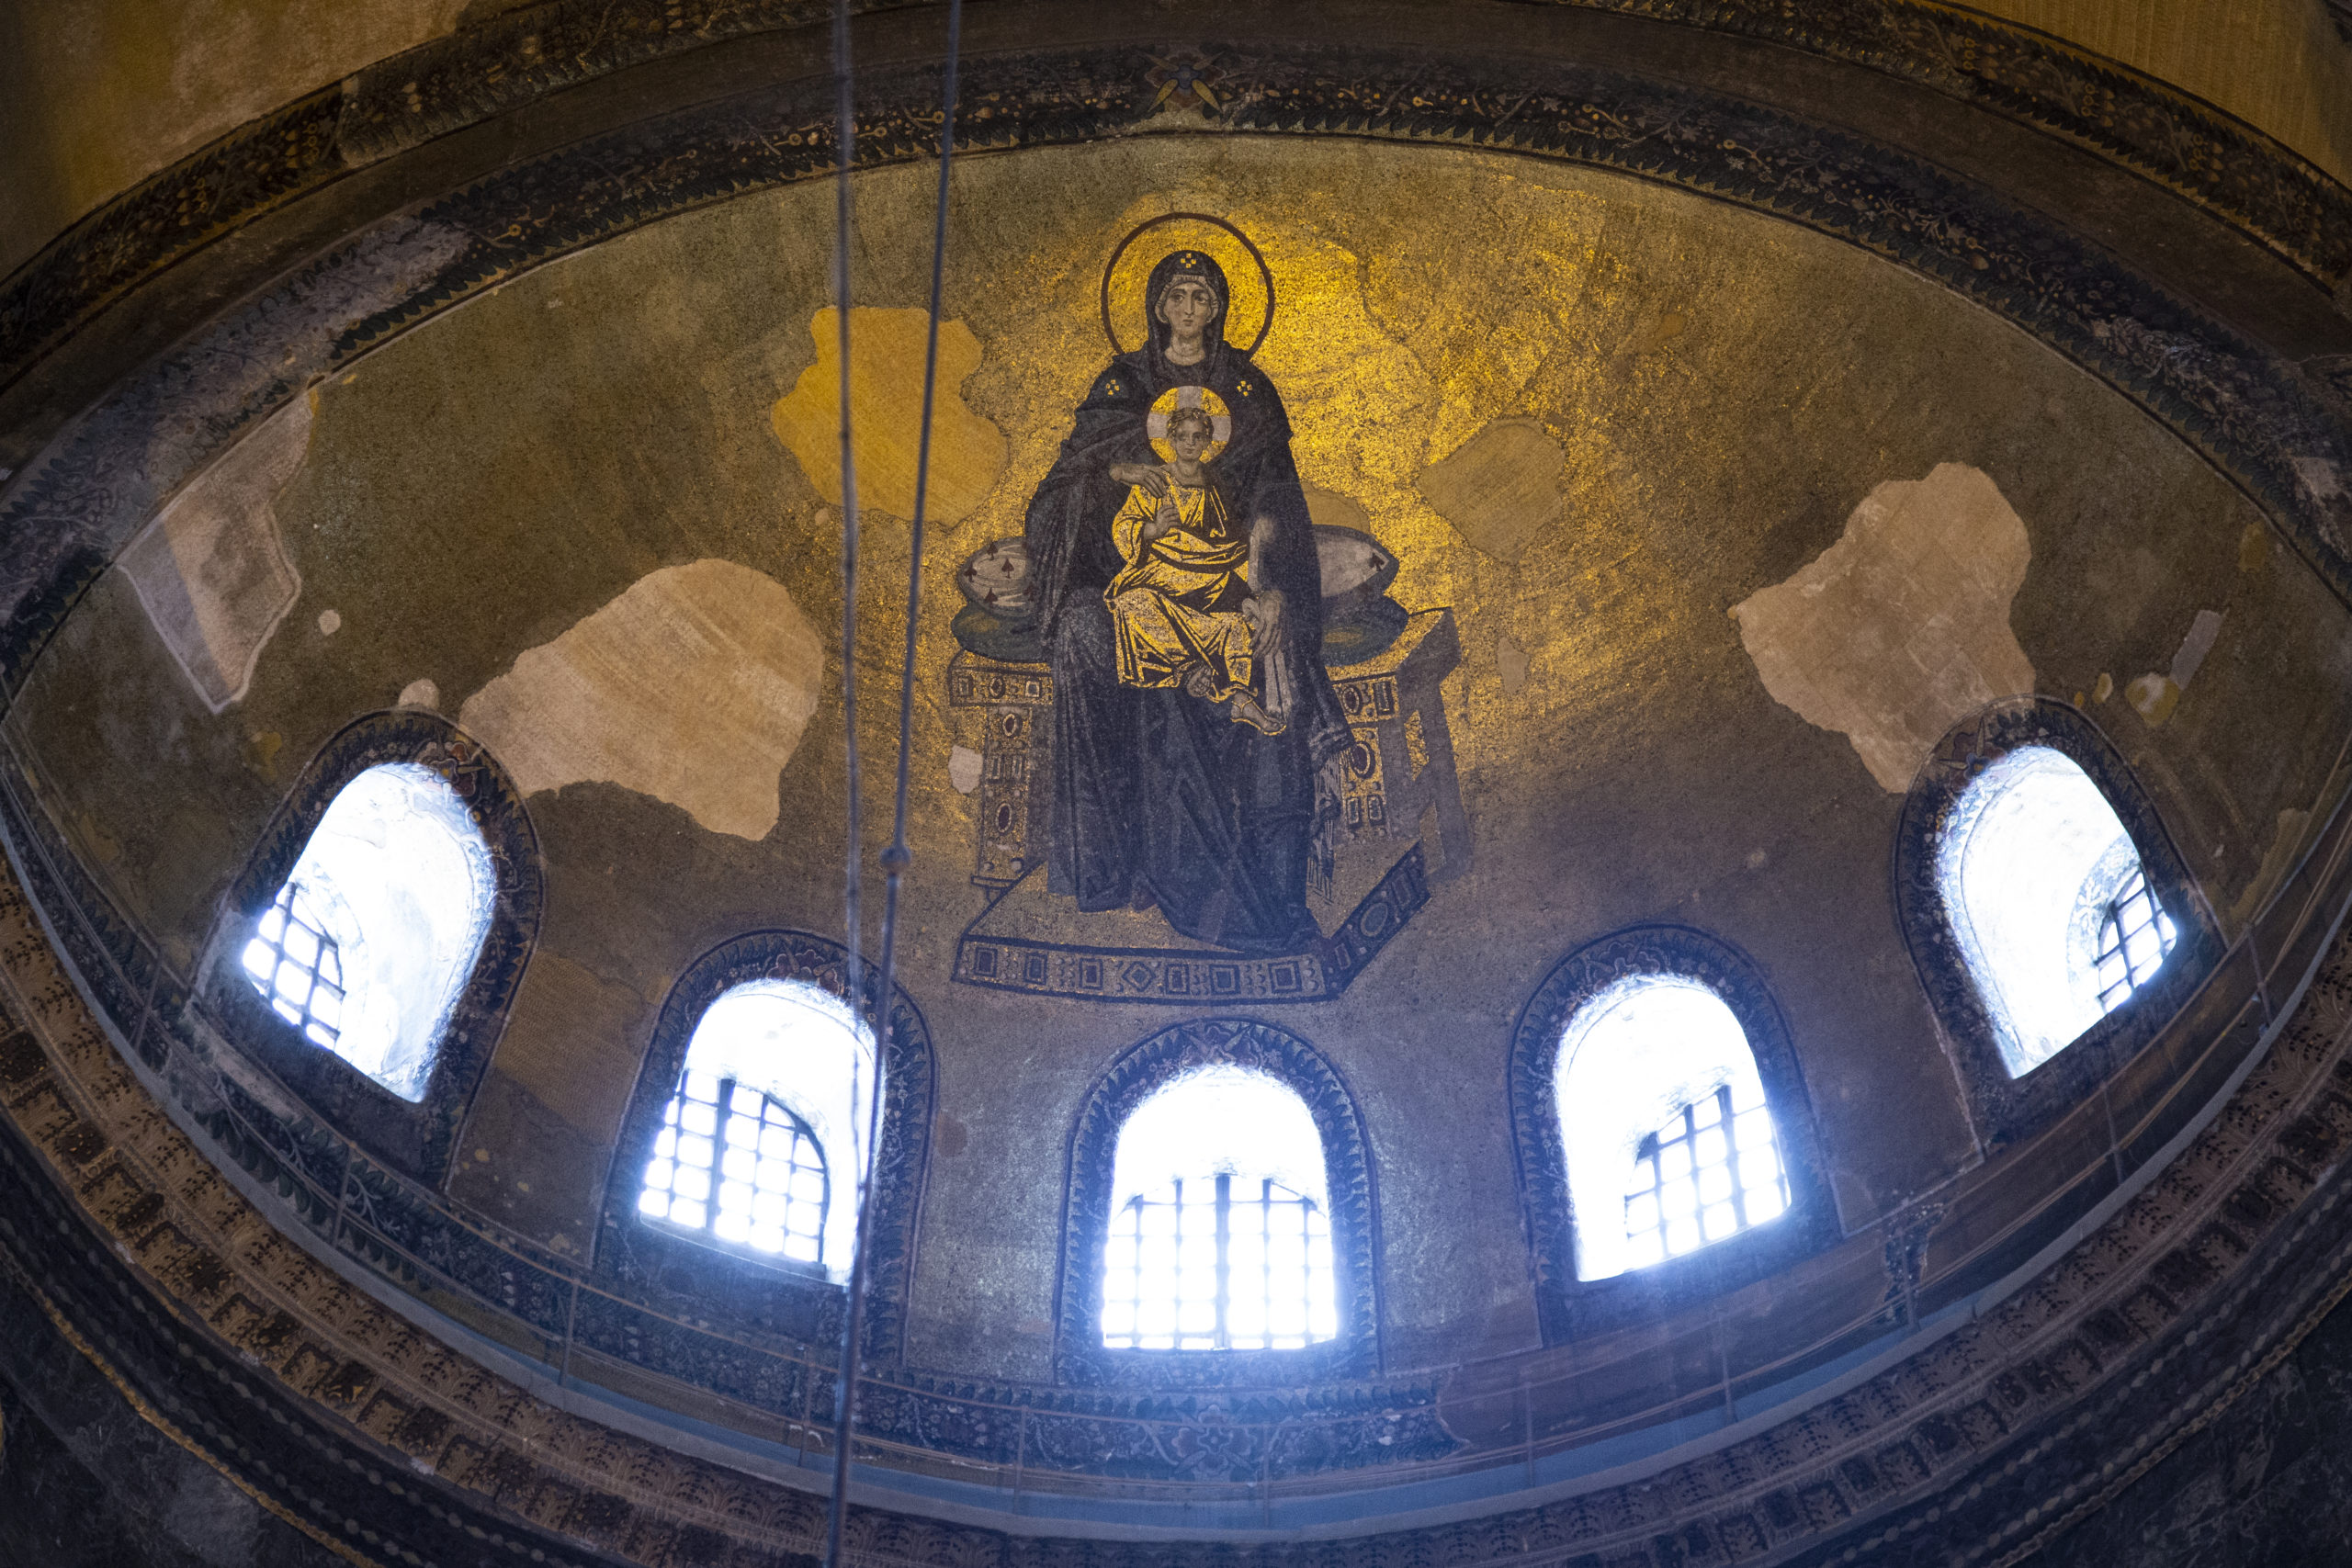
0, 0, 2345, 398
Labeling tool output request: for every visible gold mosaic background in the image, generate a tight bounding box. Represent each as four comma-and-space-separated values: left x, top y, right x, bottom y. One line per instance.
9, 135, 2349, 1375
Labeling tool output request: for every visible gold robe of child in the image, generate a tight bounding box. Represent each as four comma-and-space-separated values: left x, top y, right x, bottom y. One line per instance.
1103, 482, 1258, 703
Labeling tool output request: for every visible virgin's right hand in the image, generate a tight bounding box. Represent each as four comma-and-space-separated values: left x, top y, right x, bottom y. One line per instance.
1111, 462, 1171, 498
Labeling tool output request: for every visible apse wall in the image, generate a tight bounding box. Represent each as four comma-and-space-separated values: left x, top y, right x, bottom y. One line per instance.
8, 131, 2350, 1380
4, 4, 2352, 1566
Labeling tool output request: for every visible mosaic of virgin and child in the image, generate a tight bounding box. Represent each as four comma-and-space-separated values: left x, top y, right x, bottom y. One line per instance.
1022, 250, 1351, 954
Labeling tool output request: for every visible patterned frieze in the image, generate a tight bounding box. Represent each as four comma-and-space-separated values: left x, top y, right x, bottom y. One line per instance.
1, 0, 2346, 407
3, 41, 2346, 728
9, 818, 2352, 1563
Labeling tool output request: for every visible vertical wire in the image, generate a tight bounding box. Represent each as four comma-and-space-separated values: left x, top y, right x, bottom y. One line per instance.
831, 0, 865, 1147
823, 2, 961, 1562
821, 0, 862, 1562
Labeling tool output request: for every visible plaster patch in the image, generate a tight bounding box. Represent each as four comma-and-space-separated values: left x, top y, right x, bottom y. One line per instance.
948, 745, 983, 795
399, 679, 440, 711
457, 560, 824, 840
2124, 607, 2226, 728
2229, 807, 2312, 929
771, 308, 1006, 524
2294, 456, 2346, 502
1732, 463, 2036, 792
2170, 609, 2224, 686
1414, 418, 1565, 564
317, 609, 341, 635
1302, 485, 1373, 534
1497, 634, 1531, 695
116, 396, 311, 713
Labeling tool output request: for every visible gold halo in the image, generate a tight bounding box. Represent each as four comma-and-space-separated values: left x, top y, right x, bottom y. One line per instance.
1101, 213, 1274, 356
1147, 386, 1232, 463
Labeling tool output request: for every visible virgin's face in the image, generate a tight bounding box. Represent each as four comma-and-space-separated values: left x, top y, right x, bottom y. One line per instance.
1157, 278, 1218, 342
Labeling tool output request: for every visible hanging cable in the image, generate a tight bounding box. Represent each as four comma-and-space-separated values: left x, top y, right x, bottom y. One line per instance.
822, 3, 961, 1563
820, 0, 865, 1562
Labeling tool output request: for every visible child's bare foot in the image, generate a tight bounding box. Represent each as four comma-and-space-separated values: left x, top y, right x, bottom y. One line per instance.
1227, 690, 1284, 736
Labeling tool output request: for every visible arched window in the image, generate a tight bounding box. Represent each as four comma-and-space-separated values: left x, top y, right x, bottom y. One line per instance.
1100, 1066, 1337, 1351
1511, 927, 1827, 1340
239, 761, 494, 1102
1936, 745, 2177, 1077
1057, 1020, 1378, 1385
1555, 976, 1786, 1281
1895, 700, 2210, 1147
636, 979, 873, 1280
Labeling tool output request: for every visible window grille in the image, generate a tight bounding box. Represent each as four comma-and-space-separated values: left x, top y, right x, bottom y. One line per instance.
241, 881, 345, 1050
2093, 867, 2177, 1012
1623, 1080, 1787, 1269
639, 1068, 830, 1264
1101, 1173, 1337, 1350
242, 761, 496, 1100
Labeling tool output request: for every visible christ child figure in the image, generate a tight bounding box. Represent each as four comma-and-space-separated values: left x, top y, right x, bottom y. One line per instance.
1103, 395, 1283, 736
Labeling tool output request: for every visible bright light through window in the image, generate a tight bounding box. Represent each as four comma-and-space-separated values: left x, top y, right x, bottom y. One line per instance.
2094, 866, 2177, 1012
1555, 976, 1781, 1281
1101, 1066, 1337, 1350
1937, 746, 2173, 1077
241, 763, 493, 1101
639, 980, 872, 1280
1622, 1080, 1788, 1270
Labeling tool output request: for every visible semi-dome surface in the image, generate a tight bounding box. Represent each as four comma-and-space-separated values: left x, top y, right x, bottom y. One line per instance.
3, 5, 2352, 1566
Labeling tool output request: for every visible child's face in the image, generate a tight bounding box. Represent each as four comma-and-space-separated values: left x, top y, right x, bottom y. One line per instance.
1170, 423, 1213, 465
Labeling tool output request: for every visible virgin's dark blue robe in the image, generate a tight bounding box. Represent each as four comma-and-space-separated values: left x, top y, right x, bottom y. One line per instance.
1023, 254, 1348, 953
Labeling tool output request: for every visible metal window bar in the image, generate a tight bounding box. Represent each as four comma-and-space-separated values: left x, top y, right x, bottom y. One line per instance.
2094, 867, 2177, 1012
1100, 1174, 1335, 1349
240, 880, 346, 1050
1623, 1083, 1789, 1269
638, 1071, 830, 1265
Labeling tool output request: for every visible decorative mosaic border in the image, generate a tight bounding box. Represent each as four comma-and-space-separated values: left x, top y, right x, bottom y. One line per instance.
1053, 1018, 1388, 1395
6, 37, 2349, 719
202, 710, 544, 1187
1550, 0, 2352, 285
1893, 697, 2219, 1151
1506, 924, 1838, 1347
7, 832, 2352, 1562
0, 0, 2345, 400
954, 846, 1430, 1004
594, 928, 936, 1371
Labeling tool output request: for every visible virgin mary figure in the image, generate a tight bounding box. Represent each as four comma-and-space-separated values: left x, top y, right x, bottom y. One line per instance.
1023, 248, 1349, 953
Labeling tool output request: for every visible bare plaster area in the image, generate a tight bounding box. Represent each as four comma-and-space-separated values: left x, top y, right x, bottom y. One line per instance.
457, 560, 825, 840
1732, 463, 2037, 794
117, 393, 312, 714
